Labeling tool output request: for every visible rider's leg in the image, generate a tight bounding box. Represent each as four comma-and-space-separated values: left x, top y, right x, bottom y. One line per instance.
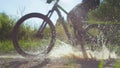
76, 24, 89, 59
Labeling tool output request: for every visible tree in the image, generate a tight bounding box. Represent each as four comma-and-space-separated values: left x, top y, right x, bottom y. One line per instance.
88, 0, 120, 23
0, 12, 34, 41
0, 13, 14, 40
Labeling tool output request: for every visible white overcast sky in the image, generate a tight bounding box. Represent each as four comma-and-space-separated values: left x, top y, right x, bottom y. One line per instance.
0, 0, 82, 22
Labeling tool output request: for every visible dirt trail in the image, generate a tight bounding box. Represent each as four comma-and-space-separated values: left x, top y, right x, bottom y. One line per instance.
0, 55, 116, 68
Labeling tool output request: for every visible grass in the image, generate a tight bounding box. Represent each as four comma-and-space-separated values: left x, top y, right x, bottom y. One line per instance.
114, 59, 120, 68
88, 19, 120, 24
99, 60, 104, 68
0, 39, 50, 54
0, 40, 15, 54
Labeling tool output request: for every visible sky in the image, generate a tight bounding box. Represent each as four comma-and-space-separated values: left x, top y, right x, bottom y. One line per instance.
0, 0, 81, 22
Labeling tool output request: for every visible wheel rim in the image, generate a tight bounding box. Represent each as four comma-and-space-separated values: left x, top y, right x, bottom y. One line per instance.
12, 13, 55, 57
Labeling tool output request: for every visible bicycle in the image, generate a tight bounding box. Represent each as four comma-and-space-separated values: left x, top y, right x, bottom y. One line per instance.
12, 0, 118, 58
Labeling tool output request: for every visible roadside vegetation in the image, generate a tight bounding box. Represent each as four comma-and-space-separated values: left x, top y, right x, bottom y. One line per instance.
0, 13, 15, 54
0, 0, 120, 55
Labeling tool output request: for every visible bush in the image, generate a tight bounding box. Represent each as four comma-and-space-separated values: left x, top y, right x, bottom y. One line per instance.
0, 13, 15, 40
88, 0, 120, 24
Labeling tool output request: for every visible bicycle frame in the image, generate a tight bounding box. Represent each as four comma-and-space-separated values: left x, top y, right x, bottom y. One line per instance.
38, 0, 72, 42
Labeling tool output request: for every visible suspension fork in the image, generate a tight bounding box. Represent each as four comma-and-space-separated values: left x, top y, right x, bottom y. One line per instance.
37, 10, 54, 35
55, 7, 72, 42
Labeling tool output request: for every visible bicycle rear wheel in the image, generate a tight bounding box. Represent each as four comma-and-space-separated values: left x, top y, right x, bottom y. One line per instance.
85, 24, 104, 50
12, 13, 56, 58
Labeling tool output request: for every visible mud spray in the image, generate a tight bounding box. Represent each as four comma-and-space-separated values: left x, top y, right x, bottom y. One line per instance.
48, 40, 117, 60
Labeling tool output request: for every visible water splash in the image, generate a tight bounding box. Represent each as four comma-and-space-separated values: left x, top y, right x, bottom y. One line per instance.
48, 40, 74, 58
0, 54, 24, 59
48, 40, 117, 60
93, 45, 117, 60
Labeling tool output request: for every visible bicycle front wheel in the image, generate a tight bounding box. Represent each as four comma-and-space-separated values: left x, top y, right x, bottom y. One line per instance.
12, 13, 56, 58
